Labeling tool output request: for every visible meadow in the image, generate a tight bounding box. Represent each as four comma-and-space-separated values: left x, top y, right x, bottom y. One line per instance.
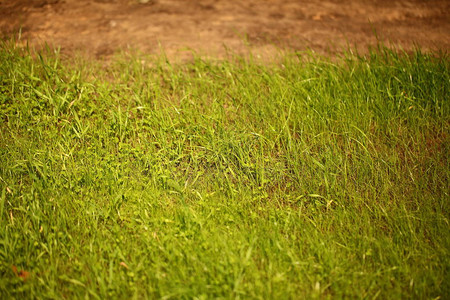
0, 40, 448, 299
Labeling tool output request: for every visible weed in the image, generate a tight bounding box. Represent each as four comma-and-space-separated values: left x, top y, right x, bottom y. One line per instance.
0, 40, 448, 298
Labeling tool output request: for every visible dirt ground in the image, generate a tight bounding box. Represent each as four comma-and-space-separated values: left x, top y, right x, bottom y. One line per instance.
0, 0, 449, 60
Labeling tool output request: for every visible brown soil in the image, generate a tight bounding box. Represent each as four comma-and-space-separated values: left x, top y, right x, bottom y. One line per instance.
1, 0, 449, 60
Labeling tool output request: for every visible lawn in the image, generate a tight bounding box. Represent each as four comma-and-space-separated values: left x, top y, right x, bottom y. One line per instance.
0, 40, 448, 299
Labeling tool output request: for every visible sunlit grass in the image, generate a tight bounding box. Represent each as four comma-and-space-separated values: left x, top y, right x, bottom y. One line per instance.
0, 40, 448, 299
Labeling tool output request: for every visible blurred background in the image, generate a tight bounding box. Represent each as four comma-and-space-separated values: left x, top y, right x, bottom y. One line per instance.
1, 0, 449, 59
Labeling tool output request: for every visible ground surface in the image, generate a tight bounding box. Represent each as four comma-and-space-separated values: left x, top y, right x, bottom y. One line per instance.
1, 0, 449, 59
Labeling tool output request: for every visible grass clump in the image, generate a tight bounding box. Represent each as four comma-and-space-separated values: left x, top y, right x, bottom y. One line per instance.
0, 41, 448, 299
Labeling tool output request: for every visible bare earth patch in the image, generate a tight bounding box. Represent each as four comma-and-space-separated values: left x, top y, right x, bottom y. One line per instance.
1, 0, 449, 60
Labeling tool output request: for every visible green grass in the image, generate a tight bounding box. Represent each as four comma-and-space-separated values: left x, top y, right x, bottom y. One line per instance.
0, 40, 448, 299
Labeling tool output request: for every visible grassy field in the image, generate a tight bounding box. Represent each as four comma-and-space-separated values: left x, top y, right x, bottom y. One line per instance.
0, 40, 448, 299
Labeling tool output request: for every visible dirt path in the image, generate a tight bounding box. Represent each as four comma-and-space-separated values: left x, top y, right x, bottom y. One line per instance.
1, 0, 449, 60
